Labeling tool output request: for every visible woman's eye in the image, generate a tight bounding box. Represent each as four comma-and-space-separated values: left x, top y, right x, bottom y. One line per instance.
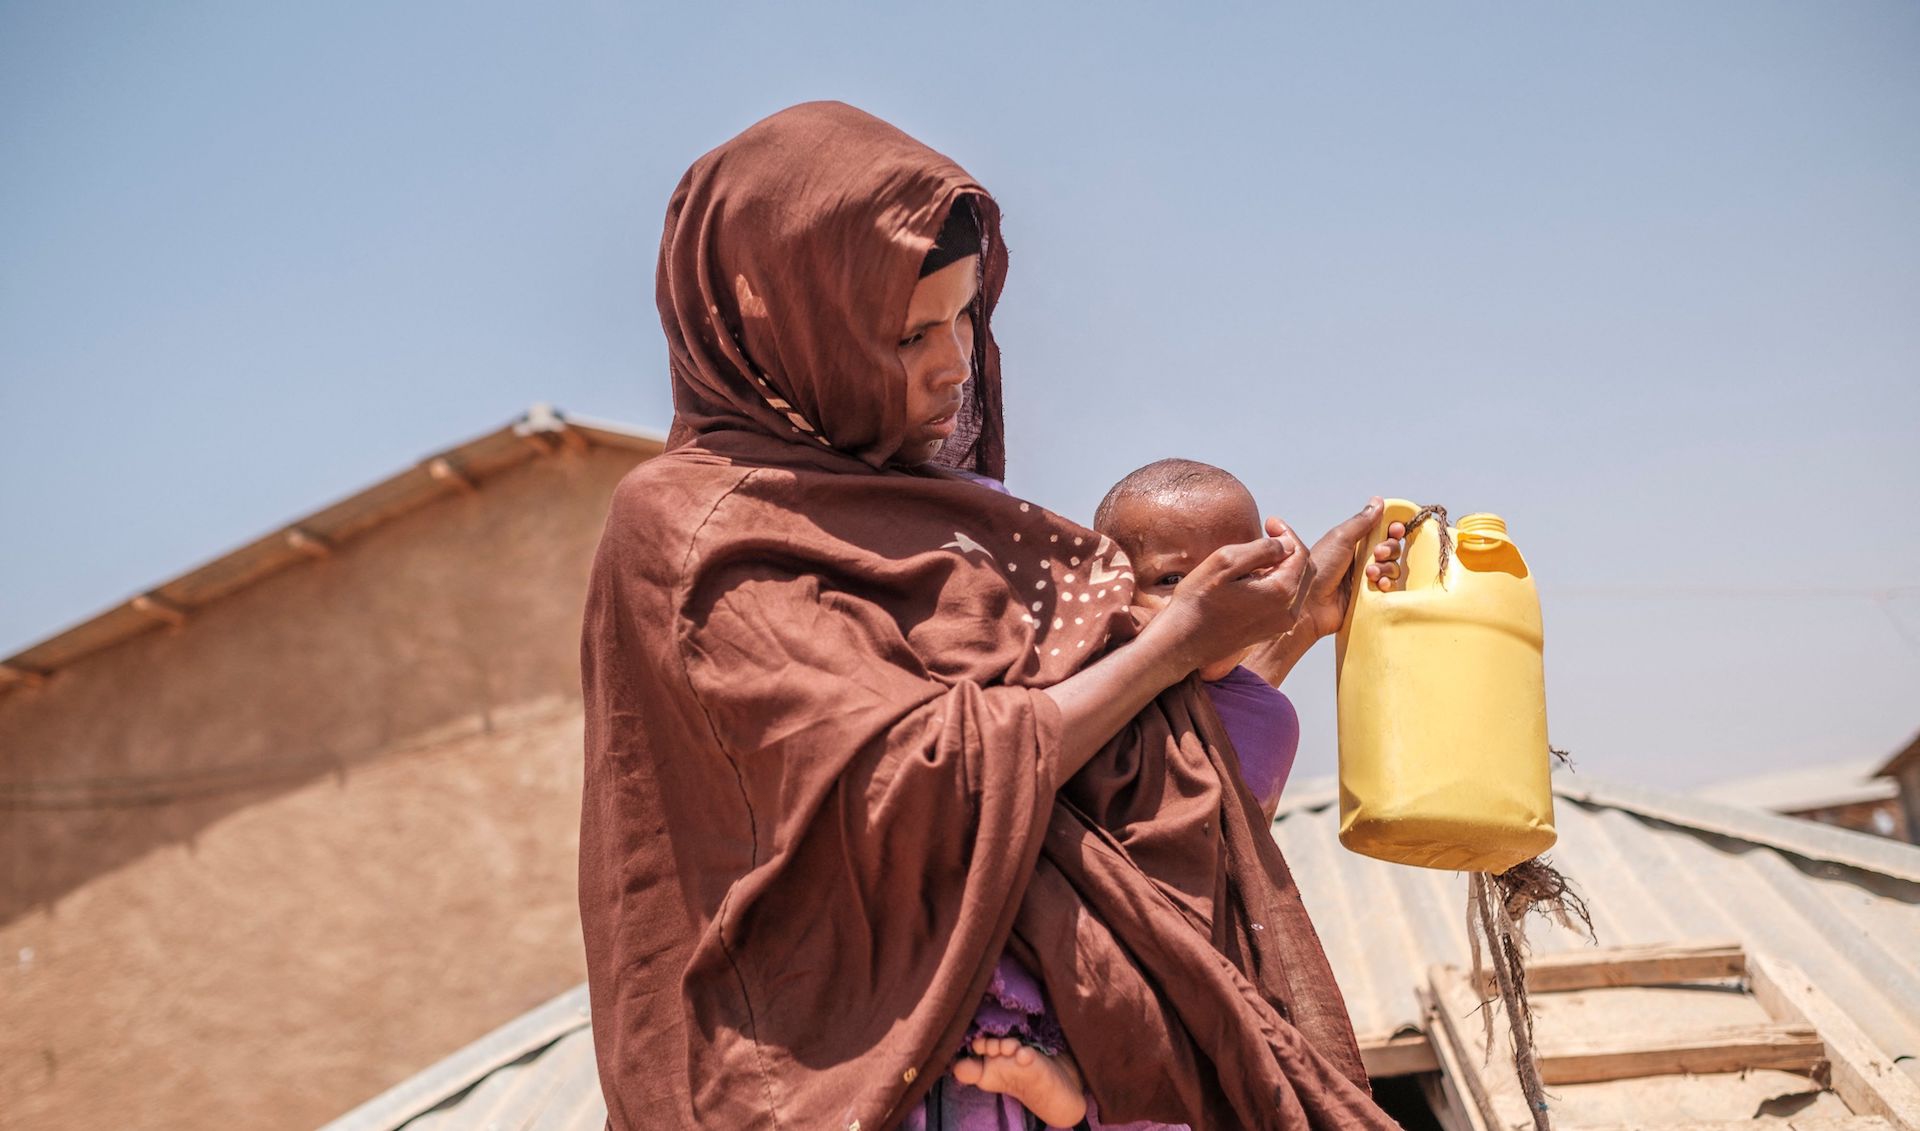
899, 332, 924, 348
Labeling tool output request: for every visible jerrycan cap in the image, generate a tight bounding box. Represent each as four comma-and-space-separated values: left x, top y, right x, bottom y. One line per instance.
1454, 513, 1511, 552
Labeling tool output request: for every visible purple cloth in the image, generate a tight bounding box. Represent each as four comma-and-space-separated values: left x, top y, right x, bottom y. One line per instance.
1202, 665, 1299, 812
967, 955, 1067, 1054
947, 467, 1013, 495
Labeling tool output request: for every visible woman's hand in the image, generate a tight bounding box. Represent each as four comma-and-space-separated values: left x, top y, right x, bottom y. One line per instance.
1295, 497, 1404, 641
1142, 522, 1315, 677
1042, 502, 1402, 786
1043, 527, 1309, 787
1241, 498, 1403, 687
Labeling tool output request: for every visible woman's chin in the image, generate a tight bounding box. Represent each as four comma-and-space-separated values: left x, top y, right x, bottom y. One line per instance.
891, 438, 943, 468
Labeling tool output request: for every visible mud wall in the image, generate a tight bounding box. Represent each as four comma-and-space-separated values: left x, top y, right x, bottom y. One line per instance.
1, 444, 647, 1130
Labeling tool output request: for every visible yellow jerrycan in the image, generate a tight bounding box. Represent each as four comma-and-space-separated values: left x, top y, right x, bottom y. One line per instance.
1334, 499, 1555, 872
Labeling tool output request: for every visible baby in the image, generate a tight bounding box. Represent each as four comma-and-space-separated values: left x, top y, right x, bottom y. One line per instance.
947, 458, 1333, 1128
1094, 456, 1310, 819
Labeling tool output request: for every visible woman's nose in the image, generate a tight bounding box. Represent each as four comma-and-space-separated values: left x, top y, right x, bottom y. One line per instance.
930, 327, 971, 388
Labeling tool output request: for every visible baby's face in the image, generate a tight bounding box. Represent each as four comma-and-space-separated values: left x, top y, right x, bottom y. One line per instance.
1114, 483, 1266, 680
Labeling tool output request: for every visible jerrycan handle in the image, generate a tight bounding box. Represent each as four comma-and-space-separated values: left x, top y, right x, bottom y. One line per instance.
1351, 499, 1466, 606
1346, 498, 1424, 617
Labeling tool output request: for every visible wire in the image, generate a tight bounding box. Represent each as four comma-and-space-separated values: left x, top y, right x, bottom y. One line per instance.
1546, 584, 1920, 599
1545, 584, 1920, 659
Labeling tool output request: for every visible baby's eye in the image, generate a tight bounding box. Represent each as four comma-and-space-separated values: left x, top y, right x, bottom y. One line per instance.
1154, 573, 1183, 588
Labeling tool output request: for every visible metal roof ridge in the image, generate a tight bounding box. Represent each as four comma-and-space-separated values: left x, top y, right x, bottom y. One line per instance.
317, 984, 591, 1131
1553, 775, 1920, 885
537, 407, 668, 445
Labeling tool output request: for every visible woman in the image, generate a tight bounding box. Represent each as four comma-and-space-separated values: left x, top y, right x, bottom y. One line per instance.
579, 101, 1401, 1130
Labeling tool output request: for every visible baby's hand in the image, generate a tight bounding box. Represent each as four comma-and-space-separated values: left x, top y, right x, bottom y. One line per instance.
1365, 522, 1407, 592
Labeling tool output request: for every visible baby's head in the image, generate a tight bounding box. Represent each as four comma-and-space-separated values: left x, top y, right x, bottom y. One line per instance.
1094, 458, 1265, 680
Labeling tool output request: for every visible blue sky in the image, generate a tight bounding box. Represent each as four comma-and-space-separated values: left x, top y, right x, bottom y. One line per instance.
4, 1, 1916, 790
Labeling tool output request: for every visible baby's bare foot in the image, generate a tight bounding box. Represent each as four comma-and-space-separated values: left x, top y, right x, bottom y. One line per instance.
951, 1036, 1087, 1128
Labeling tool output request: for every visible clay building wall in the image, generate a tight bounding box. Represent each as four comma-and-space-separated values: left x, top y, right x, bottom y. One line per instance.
1, 441, 649, 1130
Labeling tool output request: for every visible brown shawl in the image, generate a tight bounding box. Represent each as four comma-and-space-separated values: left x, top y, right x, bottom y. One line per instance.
579, 101, 1393, 1130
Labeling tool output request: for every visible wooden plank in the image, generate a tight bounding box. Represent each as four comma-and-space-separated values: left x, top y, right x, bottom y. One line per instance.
1359, 1032, 1439, 1077
0, 662, 48, 689
1747, 951, 1920, 1131
131, 593, 189, 628
1538, 1022, 1824, 1085
426, 457, 477, 493
1499, 942, 1748, 994
285, 527, 333, 558
1417, 986, 1492, 1131
1429, 965, 1532, 1130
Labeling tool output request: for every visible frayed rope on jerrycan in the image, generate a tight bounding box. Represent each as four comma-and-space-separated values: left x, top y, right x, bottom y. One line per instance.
1468, 858, 1596, 1131
1337, 500, 1596, 1130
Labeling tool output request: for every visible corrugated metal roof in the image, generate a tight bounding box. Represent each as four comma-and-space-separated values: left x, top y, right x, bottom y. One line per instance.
318, 986, 605, 1131
319, 775, 1920, 1129
1694, 758, 1900, 812
1272, 774, 1920, 1069
0, 405, 664, 696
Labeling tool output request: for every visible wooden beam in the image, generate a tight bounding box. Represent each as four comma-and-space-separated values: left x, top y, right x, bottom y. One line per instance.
1429, 965, 1530, 1130
1359, 1032, 1439, 1078
426, 457, 477, 493
285, 527, 333, 558
1537, 1022, 1824, 1085
1748, 951, 1920, 1131
516, 403, 587, 455
1492, 942, 1747, 994
131, 593, 189, 628
519, 430, 561, 455
1418, 986, 1493, 1131
518, 422, 588, 455
0, 662, 48, 689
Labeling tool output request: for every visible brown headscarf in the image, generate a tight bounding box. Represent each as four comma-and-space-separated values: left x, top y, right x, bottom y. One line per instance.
579, 101, 1392, 1130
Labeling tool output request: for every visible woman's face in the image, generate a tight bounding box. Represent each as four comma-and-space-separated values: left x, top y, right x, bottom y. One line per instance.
894, 254, 979, 467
